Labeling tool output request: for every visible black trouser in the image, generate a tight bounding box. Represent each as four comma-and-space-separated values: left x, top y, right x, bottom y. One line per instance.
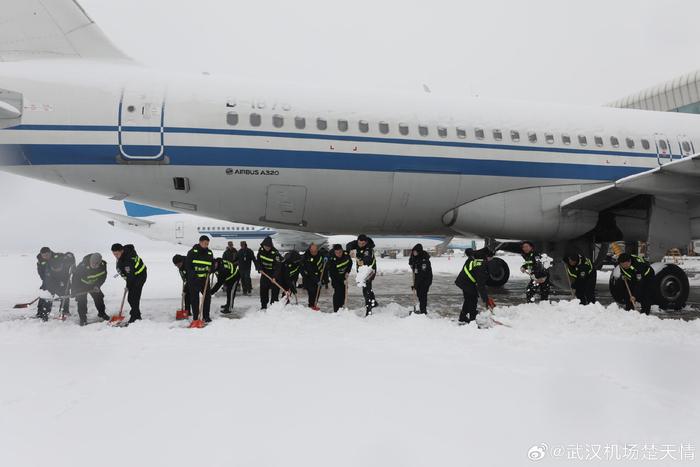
305, 278, 319, 307
362, 278, 376, 312
223, 279, 239, 312
76, 290, 106, 322
415, 282, 430, 314
182, 283, 191, 311
37, 298, 52, 321
189, 277, 211, 321
459, 291, 478, 323
126, 273, 147, 321
331, 280, 346, 312
259, 272, 279, 308
526, 277, 550, 302
574, 272, 597, 305
240, 267, 252, 294
624, 274, 655, 314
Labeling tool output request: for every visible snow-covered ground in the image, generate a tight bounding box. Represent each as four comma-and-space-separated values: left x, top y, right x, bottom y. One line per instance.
1, 251, 699, 466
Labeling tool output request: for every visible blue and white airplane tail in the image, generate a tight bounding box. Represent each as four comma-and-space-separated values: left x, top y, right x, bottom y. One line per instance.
0, 0, 130, 62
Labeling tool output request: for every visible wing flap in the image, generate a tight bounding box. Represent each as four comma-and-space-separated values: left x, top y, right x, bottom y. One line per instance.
562, 154, 700, 211
91, 209, 154, 227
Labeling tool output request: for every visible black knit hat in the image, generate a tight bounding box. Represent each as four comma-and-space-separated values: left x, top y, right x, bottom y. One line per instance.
199, 235, 210, 242
464, 248, 474, 257
261, 236, 273, 247
332, 244, 343, 251
39, 247, 51, 255
111, 243, 124, 252
172, 254, 185, 265
357, 234, 369, 242
474, 247, 494, 259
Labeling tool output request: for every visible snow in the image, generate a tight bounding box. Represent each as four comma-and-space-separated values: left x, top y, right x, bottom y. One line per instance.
1, 251, 699, 466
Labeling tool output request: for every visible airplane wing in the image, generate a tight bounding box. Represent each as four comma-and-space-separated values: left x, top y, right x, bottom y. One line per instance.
561, 154, 700, 211
90, 209, 154, 227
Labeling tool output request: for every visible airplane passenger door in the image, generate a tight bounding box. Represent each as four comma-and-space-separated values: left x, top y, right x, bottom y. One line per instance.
175, 221, 185, 239
677, 135, 695, 158
654, 133, 673, 165
118, 86, 165, 160
263, 185, 307, 226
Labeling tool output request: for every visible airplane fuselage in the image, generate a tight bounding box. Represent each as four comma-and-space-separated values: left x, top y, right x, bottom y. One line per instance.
2, 61, 700, 241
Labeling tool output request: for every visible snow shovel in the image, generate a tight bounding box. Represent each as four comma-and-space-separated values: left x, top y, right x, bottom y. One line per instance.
189, 274, 211, 329
564, 267, 576, 300
342, 274, 349, 309
259, 270, 291, 306
410, 272, 419, 316
175, 290, 189, 320
109, 287, 128, 324
13, 297, 39, 309
622, 277, 639, 311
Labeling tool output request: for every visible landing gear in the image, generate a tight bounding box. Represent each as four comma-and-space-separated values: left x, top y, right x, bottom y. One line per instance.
486, 257, 510, 287
609, 263, 689, 311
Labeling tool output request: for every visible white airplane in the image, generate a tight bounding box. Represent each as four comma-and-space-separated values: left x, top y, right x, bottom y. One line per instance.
93, 201, 455, 254
1, 0, 698, 308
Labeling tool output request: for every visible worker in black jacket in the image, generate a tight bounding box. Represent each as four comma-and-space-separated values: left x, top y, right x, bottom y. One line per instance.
36, 248, 75, 321
72, 253, 110, 325
256, 236, 283, 309
301, 243, 325, 310
238, 241, 255, 295
112, 243, 147, 323
409, 243, 433, 314
279, 251, 302, 302
327, 244, 352, 312
618, 253, 655, 315
521, 241, 551, 302
186, 235, 215, 322
564, 253, 597, 305
346, 234, 378, 316
455, 247, 495, 324
223, 242, 237, 262
319, 246, 330, 290
210, 257, 240, 314
172, 254, 191, 317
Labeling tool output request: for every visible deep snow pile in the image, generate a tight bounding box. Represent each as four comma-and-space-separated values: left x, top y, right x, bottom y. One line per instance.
1, 253, 699, 467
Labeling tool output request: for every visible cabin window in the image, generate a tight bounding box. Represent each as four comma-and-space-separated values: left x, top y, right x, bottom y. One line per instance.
510, 130, 520, 142
338, 119, 349, 132
528, 132, 537, 143
226, 112, 239, 126
610, 136, 620, 148
682, 141, 692, 153
272, 114, 284, 128
438, 126, 448, 138
659, 139, 669, 151
545, 133, 555, 144
493, 129, 503, 141
294, 116, 306, 130
641, 139, 650, 150
418, 125, 429, 137
317, 118, 327, 130
359, 120, 369, 133
475, 128, 485, 140
594, 136, 604, 147
626, 138, 635, 149
562, 134, 571, 145
379, 121, 390, 134
399, 123, 409, 136
578, 135, 587, 146
250, 113, 262, 127
456, 127, 467, 139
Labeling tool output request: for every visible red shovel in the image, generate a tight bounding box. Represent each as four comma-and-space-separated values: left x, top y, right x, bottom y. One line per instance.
109, 287, 128, 324
175, 291, 189, 320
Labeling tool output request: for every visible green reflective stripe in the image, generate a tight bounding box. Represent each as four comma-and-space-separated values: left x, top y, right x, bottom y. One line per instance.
370, 257, 376, 268
259, 254, 273, 262
192, 260, 212, 265
644, 267, 652, 276
463, 259, 482, 283
86, 271, 106, 280
566, 267, 577, 278
134, 263, 146, 275
289, 266, 299, 276
337, 260, 350, 269
621, 267, 633, 279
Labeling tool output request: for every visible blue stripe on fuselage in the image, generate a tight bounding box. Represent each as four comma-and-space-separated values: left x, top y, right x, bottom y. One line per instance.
14, 143, 647, 181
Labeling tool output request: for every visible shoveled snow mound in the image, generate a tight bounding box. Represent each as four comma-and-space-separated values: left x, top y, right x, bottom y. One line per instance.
1, 298, 699, 467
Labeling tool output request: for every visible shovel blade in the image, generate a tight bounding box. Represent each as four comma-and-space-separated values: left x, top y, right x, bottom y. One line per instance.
189, 319, 206, 329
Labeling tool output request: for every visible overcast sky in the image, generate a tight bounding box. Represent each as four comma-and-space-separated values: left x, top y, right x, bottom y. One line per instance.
2, 0, 700, 253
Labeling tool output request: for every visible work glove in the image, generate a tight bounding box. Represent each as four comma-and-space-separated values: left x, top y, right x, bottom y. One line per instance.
487, 297, 496, 309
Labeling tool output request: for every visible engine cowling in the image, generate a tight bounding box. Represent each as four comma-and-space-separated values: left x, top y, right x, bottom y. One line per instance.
444, 185, 599, 241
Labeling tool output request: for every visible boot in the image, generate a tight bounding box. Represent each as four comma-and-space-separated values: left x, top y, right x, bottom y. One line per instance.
127, 314, 141, 324
97, 312, 110, 321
